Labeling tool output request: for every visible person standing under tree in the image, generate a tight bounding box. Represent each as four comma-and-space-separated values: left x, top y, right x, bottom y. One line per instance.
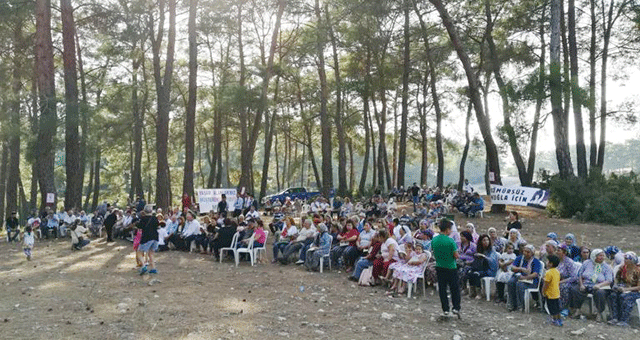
431, 218, 461, 319
218, 194, 228, 217
138, 206, 160, 275
5, 211, 20, 242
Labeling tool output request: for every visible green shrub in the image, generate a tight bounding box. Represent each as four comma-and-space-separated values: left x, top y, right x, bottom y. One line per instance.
545, 171, 640, 225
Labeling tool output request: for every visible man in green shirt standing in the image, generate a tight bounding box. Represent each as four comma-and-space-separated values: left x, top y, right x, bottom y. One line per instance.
431, 218, 461, 318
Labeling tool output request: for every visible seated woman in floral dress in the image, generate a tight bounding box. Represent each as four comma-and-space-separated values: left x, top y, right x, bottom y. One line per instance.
607, 252, 640, 327
556, 243, 580, 314
389, 242, 430, 295
568, 248, 614, 321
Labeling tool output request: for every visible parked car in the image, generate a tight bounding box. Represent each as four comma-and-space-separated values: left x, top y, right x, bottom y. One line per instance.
262, 187, 334, 205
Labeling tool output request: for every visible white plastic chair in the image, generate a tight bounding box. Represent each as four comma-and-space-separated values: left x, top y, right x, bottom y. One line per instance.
524, 262, 545, 313
253, 230, 269, 263
219, 232, 240, 264
481, 276, 496, 301
319, 235, 333, 273
236, 235, 255, 266
407, 251, 432, 298
636, 298, 640, 319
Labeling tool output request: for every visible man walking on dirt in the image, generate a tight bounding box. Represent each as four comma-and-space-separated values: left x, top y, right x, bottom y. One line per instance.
432, 218, 461, 319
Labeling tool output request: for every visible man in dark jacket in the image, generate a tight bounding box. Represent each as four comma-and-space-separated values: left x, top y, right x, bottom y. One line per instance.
5, 211, 20, 242
103, 207, 117, 242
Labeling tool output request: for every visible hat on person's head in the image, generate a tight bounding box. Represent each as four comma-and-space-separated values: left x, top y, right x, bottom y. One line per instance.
604, 246, 620, 256
317, 223, 328, 233
591, 248, 604, 262
624, 252, 638, 264
546, 232, 558, 241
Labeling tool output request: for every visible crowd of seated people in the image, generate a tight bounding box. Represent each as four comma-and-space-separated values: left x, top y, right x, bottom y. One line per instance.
6, 190, 638, 328
258, 194, 639, 328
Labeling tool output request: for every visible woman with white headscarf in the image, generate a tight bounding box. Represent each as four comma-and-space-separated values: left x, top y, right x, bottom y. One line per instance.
568, 248, 614, 321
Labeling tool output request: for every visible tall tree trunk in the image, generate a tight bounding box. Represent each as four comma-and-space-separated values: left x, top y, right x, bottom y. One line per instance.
326, 5, 348, 196
358, 81, 371, 195
297, 80, 322, 189
61, 0, 82, 210
348, 138, 355, 192
183, 0, 198, 199
525, 6, 546, 185
419, 76, 428, 186
550, 0, 574, 179
131, 49, 144, 198
35, 0, 57, 210
259, 72, 280, 200
428, 0, 503, 209
458, 102, 472, 191
315, 0, 333, 197
485, 1, 528, 185
568, 0, 587, 178
151, 0, 177, 210
6, 19, 24, 216
560, 1, 571, 126
397, 0, 410, 189
369, 100, 378, 190
91, 149, 101, 212
0, 143, 8, 223
76, 29, 88, 206
596, 0, 626, 170
588, 0, 598, 168
84, 153, 94, 212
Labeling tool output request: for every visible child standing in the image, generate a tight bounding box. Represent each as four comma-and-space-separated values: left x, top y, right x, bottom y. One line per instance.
542, 255, 562, 326
495, 243, 517, 303
23, 226, 35, 261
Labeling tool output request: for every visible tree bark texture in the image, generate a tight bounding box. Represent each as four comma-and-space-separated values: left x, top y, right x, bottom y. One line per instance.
568, 0, 588, 178
327, 5, 348, 197
183, 0, 198, 199
315, 0, 333, 198
35, 0, 57, 210
61, 0, 82, 210
397, 0, 410, 189
151, 0, 176, 210
550, 0, 574, 179
6, 19, 24, 216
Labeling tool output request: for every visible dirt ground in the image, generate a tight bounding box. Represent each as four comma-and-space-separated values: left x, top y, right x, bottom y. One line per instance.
1, 205, 640, 340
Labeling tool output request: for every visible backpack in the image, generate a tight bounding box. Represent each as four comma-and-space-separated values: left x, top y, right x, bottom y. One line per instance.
358, 267, 374, 286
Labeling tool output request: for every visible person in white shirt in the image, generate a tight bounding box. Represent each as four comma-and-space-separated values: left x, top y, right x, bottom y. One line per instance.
463, 179, 474, 193
278, 220, 317, 265
157, 219, 169, 251
234, 195, 245, 217
246, 206, 260, 220
181, 211, 205, 251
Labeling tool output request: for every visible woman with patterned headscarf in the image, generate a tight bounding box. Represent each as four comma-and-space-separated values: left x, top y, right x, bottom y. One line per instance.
607, 252, 640, 327
568, 248, 614, 321
562, 233, 580, 261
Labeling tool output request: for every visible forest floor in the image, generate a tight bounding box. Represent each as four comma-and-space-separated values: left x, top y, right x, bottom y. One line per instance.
1, 203, 640, 340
